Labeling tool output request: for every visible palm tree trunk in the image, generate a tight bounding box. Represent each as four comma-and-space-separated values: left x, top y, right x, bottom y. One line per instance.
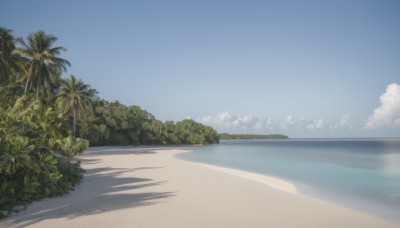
24, 65, 34, 95
24, 77, 31, 94
36, 82, 39, 99
73, 107, 76, 137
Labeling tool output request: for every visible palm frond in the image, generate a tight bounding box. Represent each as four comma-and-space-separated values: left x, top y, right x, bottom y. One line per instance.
16, 30, 70, 97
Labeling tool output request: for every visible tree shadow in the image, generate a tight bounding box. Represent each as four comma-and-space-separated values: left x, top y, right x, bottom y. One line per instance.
1, 166, 173, 228
83, 146, 158, 156
83, 145, 195, 156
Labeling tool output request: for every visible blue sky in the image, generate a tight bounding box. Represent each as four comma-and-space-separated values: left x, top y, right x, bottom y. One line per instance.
2, 0, 400, 137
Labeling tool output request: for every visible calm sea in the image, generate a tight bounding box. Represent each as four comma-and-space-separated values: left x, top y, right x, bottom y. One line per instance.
177, 139, 400, 224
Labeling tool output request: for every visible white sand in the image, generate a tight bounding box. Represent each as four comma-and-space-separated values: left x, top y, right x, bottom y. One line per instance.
201, 164, 297, 193
1, 146, 399, 228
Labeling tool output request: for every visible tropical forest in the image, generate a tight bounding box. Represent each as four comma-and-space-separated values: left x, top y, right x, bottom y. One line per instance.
0, 28, 219, 218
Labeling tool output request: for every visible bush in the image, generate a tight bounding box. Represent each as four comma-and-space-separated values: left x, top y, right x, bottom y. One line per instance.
49, 136, 89, 158
0, 136, 84, 218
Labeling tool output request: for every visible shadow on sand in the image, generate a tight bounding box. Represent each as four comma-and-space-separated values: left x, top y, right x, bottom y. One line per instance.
1, 147, 177, 227
83, 145, 194, 156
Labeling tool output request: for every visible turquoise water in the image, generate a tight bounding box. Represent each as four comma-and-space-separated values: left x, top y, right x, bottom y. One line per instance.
177, 139, 400, 223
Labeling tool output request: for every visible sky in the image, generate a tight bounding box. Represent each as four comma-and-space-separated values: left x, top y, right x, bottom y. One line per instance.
2, 0, 400, 137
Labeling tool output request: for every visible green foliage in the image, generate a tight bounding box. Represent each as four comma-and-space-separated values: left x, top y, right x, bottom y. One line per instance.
49, 136, 89, 158
2, 95, 68, 149
140, 120, 167, 145
140, 119, 219, 145
0, 27, 26, 88
175, 119, 219, 145
80, 100, 219, 146
80, 100, 155, 146
0, 28, 84, 218
57, 75, 96, 137
219, 133, 289, 140
0, 136, 33, 175
15, 30, 71, 98
0, 136, 84, 218
0, 101, 85, 218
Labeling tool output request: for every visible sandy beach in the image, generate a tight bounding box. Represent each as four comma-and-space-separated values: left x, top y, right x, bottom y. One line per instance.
1, 146, 398, 228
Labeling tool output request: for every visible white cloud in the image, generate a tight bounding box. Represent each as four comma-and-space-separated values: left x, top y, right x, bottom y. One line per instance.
197, 111, 262, 131
197, 112, 329, 132
265, 118, 276, 130
339, 114, 354, 130
196, 84, 400, 135
366, 83, 400, 128
327, 114, 358, 131
280, 116, 325, 131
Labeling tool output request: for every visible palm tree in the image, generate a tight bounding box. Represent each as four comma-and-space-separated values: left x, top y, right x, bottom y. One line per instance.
57, 75, 95, 137
15, 30, 70, 98
0, 27, 25, 86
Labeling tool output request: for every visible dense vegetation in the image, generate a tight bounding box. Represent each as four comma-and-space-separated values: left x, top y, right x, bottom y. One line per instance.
219, 133, 289, 140
0, 28, 218, 218
77, 100, 219, 146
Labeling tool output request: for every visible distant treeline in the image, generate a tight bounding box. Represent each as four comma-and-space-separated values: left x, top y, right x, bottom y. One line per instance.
80, 99, 219, 146
219, 133, 289, 140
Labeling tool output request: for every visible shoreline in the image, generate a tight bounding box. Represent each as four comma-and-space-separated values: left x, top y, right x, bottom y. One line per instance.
201, 164, 297, 193
176, 153, 400, 225
176, 148, 400, 225
1, 146, 398, 228
174, 150, 297, 194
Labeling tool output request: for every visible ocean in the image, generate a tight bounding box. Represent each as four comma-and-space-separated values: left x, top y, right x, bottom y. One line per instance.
177, 139, 400, 224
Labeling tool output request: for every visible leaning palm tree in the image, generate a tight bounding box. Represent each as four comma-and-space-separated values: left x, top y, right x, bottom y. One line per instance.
0, 27, 26, 86
15, 30, 70, 98
57, 75, 95, 137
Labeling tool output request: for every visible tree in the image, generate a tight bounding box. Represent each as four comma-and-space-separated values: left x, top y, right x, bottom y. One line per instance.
15, 30, 70, 98
174, 119, 219, 145
0, 27, 25, 87
57, 75, 95, 137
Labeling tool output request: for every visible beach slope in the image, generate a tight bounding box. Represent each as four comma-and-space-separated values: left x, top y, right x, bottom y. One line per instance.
1, 146, 398, 228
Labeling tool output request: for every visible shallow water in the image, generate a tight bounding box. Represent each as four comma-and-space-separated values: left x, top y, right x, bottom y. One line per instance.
177, 139, 400, 224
